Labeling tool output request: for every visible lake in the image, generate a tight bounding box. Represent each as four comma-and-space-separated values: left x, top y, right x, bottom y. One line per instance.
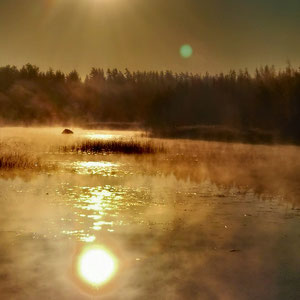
0, 127, 299, 299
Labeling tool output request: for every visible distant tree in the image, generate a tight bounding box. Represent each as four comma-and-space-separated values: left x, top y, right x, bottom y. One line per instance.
20, 63, 39, 79
0, 63, 300, 143
66, 70, 80, 82
0, 65, 19, 91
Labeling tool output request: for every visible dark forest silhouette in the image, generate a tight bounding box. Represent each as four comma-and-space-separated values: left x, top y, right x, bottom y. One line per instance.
0, 63, 300, 143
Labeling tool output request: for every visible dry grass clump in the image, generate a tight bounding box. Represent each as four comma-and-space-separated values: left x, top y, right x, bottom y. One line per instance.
0, 152, 40, 169
60, 139, 165, 154
0, 141, 41, 170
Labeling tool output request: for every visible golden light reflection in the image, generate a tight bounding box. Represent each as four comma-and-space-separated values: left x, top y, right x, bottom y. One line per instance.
77, 246, 118, 288
73, 161, 119, 176
60, 184, 148, 241
81, 235, 96, 243
85, 134, 120, 140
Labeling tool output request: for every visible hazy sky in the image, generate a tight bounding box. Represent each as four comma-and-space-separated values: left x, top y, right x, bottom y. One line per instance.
0, 0, 299, 76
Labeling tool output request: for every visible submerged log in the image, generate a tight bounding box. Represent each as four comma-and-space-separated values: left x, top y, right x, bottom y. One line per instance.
61, 129, 74, 134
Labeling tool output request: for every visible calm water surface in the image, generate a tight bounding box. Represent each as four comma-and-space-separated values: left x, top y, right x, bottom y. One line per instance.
0, 128, 299, 299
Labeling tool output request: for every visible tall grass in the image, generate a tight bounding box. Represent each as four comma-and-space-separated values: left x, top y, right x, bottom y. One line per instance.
0, 152, 40, 169
0, 141, 40, 170
60, 139, 165, 154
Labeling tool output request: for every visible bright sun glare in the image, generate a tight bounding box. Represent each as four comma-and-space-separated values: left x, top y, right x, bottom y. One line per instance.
77, 246, 118, 287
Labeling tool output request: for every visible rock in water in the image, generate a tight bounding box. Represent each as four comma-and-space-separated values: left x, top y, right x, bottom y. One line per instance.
62, 129, 74, 134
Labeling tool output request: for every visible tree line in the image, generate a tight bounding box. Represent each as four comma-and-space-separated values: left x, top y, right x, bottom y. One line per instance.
0, 63, 299, 143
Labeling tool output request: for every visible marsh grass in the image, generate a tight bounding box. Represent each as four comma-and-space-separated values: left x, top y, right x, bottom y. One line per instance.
60, 139, 165, 154
0, 140, 41, 170
0, 152, 40, 169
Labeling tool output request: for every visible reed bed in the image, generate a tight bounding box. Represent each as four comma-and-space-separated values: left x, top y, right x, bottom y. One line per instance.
0, 140, 41, 170
0, 152, 40, 169
60, 139, 165, 154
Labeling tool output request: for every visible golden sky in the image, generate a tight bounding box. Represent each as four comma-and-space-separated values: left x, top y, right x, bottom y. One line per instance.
0, 0, 299, 76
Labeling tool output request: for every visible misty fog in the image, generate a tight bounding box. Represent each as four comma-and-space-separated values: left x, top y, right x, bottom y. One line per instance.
0, 128, 299, 299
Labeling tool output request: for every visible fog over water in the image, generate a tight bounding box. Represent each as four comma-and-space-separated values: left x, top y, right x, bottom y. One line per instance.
0, 128, 300, 299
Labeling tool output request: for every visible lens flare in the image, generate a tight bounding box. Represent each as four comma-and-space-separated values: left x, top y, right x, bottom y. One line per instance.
180, 44, 193, 58
77, 246, 118, 287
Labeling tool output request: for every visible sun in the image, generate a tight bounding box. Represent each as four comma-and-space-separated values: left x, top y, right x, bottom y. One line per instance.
77, 246, 118, 288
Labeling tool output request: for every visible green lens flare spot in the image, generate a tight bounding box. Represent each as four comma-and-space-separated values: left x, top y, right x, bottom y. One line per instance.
180, 44, 193, 58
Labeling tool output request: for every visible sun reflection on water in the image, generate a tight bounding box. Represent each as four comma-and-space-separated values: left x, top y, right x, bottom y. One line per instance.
76, 245, 118, 289
72, 161, 120, 176
56, 158, 151, 242
85, 134, 120, 140
59, 184, 150, 242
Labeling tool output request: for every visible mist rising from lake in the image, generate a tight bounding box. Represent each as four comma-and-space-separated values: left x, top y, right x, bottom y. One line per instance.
0, 127, 299, 299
